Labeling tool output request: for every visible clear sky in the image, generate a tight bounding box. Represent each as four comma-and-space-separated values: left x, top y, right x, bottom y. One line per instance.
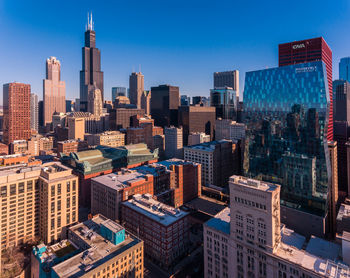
0, 0, 350, 102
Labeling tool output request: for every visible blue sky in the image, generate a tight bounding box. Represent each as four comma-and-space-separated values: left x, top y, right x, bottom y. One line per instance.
0, 0, 350, 102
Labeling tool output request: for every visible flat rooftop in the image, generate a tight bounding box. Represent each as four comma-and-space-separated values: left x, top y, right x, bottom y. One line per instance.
92, 170, 151, 190
157, 158, 200, 168
52, 215, 141, 278
205, 207, 230, 235
230, 175, 279, 192
123, 194, 189, 226
185, 196, 226, 217
184, 140, 231, 152
337, 203, 350, 221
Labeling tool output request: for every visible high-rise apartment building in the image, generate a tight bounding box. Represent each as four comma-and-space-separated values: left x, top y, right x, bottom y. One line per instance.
244, 61, 331, 237
340, 57, 350, 82
215, 119, 245, 141
30, 93, 39, 131
203, 175, 350, 278
32, 214, 144, 278
210, 87, 238, 120
213, 70, 239, 92
0, 162, 78, 251
165, 126, 183, 159
278, 37, 333, 140
80, 13, 104, 111
150, 85, 180, 127
122, 194, 190, 268
129, 72, 144, 109
43, 57, 66, 125
178, 105, 216, 145
3, 82, 31, 144
112, 86, 127, 101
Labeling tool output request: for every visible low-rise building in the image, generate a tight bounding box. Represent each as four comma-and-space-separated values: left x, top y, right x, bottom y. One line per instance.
57, 139, 89, 156
122, 194, 190, 268
85, 131, 125, 148
337, 202, 350, 234
91, 169, 154, 221
215, 119, 245, 141
0, 143, 9, 155
61, 144, 158, 207
31, 214, 144, 278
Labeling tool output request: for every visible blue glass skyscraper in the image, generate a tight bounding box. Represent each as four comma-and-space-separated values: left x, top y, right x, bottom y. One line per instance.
112, 87, 127, 101
339, 57, 350, 82
243, 61, 331, 237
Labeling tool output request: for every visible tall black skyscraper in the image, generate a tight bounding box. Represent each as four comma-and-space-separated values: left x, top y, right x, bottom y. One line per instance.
80, 13, 104, 112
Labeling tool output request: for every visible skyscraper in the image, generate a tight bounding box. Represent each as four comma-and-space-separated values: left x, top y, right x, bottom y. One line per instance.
88, 85, 103, 116
210, 87, 238, 120
141, 90, 151, 115
150, 85, 180, 127
3, 83, 31, 144
112, 87, 127, 101
243, 61, 331, 237
129, 72, 144, 108
339, 57, 350, 82
80, 13, 104, 111
30, 93, 39, 131
165, 126, 183, 159
213, 70, 239, 92
43, 57, 66, 125
278, 37, 333, 140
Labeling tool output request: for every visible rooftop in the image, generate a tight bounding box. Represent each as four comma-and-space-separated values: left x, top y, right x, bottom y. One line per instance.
337, 203, 350, 221
230, 175, 279, 192
123, 194, 189, 226
157, 158, 200, 168
92, 169, 151, 190
184, 140, 232, 152
52, 215, 141, 278
205, 207, 230, 235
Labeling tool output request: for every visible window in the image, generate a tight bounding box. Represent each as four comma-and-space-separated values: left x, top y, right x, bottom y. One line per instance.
27, 181, 33, 192
57, 216, 61, 228
18, 183, 24, 193
10, 184, 16, 195
67, 181, 70, 193
57, 184, 61, 194
57, 200, 61, 211
1, 186, 7, 197
51, 185, 55, 196
51, 218, 55, 229
73, 180, 76, 191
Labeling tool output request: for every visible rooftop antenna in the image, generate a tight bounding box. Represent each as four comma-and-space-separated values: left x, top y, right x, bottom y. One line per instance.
87, 12, 94, 31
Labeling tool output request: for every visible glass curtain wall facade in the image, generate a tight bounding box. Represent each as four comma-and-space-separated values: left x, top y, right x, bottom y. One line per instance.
210, 87, 238, 120
243, 61, 331, 217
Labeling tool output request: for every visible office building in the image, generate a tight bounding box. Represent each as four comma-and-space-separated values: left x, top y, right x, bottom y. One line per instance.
65, 100, 74, 112
129, 72, 144, 108
215, 119, 245, 141
203, 175, 350, 278
210, 87, 238, 120
43, 57, 66, 126
184, 140, 238, 188
91, 169, 154, 220
112, 86, 127, 101
3, 82, 31, 145
87, 85, 103, 116
337, 202, 350, 234
213, 70, 239, 92
243, 61, 331, 237
57, 140, 89, 156
80, 13, 104, 111
141, 90, 151, 115
165, 126, 183, 159
279, 37, 333, 140
180, 95, 190, 106
188, 132, 210, 146
122, 194, 190, 268
150, 85, 180, 127
32, 214, 143, 278
178, 105, 216, 145
0, 162, 78, 251
109, 107, 144, 130
67, 116, 85, 140
61, 144, 158, 207
30, 93, 39, 131
66, 111, 108, 135
334, 80, 350, 123
340, 57, 350, 82
85, 131, 125, 148
192, 96, 210, 106
334, 121, 349, 195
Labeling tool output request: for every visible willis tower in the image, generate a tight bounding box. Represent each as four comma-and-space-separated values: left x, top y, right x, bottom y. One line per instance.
80, 13, 104, 111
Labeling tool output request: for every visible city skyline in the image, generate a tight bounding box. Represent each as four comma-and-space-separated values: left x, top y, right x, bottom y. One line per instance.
1, 0, 350, 103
